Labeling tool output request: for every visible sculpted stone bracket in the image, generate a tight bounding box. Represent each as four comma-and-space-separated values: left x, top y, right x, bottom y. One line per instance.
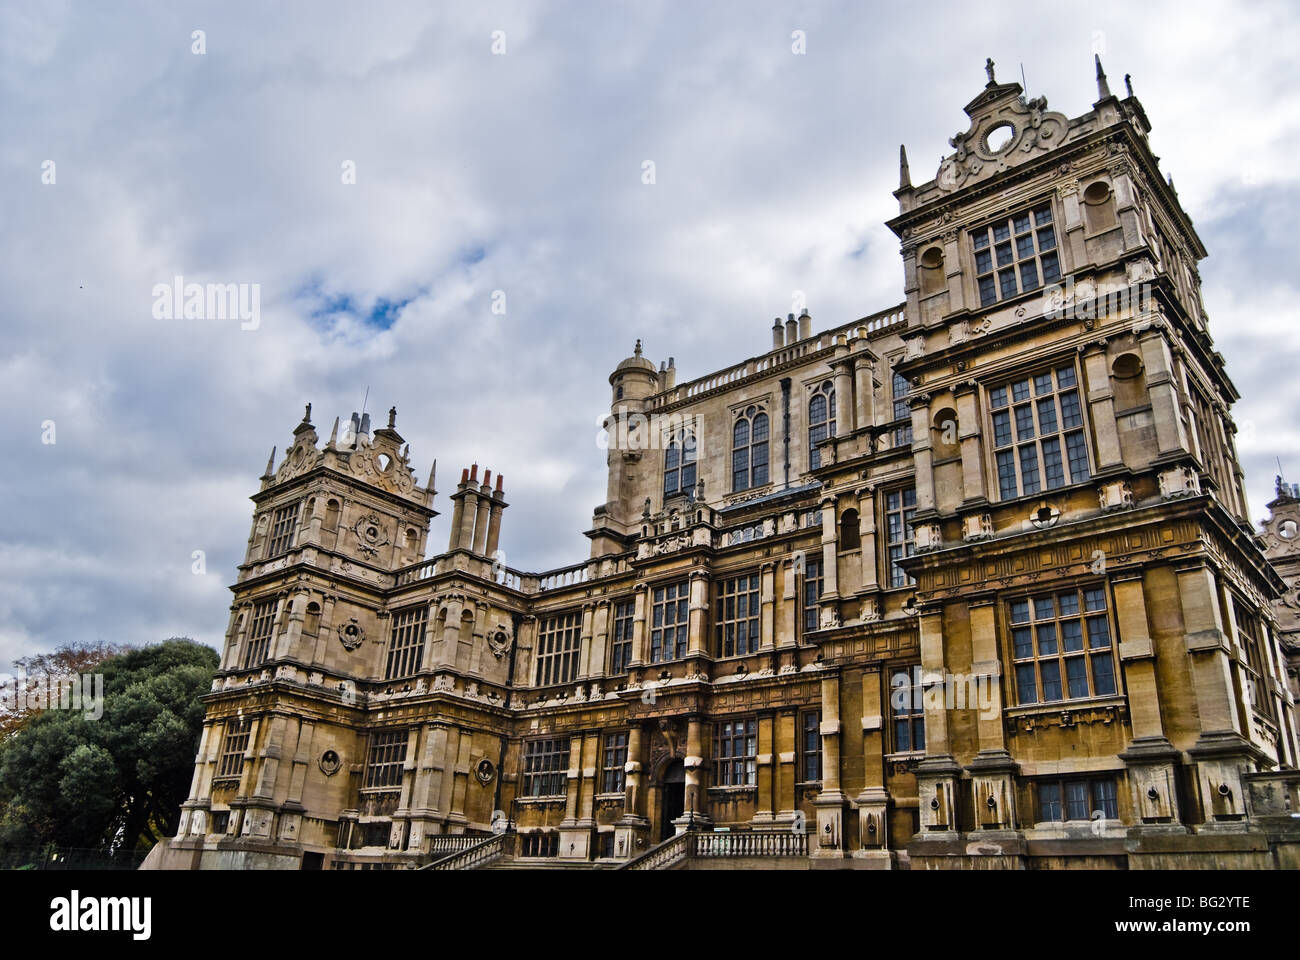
1005, 702, 1128, 737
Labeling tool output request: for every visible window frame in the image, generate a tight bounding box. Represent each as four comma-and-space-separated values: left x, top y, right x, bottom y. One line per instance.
732, 406, 770, 492
600, 731, 628, 795
242, 599, 276, 669
608, 599, 635, 675
216, 717, 252, 779
714, 572, 761, 658
522, 737, 571, 799
662, 427, 698, 498
363, 729, 408, 790
890, 369, 913, 447
266, 501, 301, 558
713, 717, 758, 787
384, 605, 428, 680
808, 380, 836, 471
534, 611, 582, 686
1008, 585, 1119, 707
649, 581, 690, 663
1035, 775, 1119, 824
799, 709, 822, 782
884, 487, 917, 589
970, 202, 1062, 307
801, 556, 824, 634
987, 362, 1092, 501
888, 666, 926, 754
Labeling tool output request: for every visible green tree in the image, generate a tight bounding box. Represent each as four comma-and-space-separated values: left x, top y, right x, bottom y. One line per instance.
0, 638, 217, 868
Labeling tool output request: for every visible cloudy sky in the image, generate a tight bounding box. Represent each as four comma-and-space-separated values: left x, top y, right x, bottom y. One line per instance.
2, 0, 1298, 663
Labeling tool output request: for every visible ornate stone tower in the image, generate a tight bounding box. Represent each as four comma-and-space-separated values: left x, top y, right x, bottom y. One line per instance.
178, 404, 438, 855
589, 340, 667, 557
1260, 477, 1300, 700
883, 57, 1294, 864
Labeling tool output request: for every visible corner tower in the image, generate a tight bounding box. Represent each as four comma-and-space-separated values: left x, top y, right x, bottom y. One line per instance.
886, 58, 1295, 865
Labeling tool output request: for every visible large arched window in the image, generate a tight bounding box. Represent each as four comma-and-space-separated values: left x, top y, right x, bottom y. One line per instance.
808, 381, 836, 471
663, 429, 697, 497
732, 407, 769, 491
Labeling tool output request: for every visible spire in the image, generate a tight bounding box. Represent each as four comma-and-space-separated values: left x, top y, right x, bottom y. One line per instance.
327, 416, 339, 448
262, 446, 276, 477
1124, 73, 1133, 98
427, 459, 436, 493
1094, 54, 1111, 100
899, 144, 911, 189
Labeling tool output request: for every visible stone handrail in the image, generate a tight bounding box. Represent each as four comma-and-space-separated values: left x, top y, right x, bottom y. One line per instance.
422, 832, 511, 870
616, 831, 694, 870
694, 829, 808, 858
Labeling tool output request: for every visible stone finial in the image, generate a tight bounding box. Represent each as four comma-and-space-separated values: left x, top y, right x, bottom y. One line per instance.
1094, 54, 1111, 100
634, 339, 643, 358
985, 57, 996, 85
899, 144, 911, 189
1124, 73, 1133, 98
388, 406, 396, 429
263, 446, 276, 477
303, 403, 312, 424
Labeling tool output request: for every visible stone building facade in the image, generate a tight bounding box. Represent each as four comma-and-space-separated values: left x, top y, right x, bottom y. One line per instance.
147, 60, 1300, 870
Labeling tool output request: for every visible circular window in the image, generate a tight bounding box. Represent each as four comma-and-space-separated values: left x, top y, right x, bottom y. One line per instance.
985, 123, 1014, 153
1279, 519, 1298, 540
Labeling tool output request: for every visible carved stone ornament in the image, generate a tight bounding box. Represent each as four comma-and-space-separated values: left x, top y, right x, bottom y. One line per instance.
319, 750, 342, 776
475, 758, 496, 784
337, 617, 365, 650
488, 624, 514, 659
352, 513, 391, 557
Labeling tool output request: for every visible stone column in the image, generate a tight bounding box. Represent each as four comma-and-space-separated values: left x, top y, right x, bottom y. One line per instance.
1137, 326, 1191, 458
953, 382, 988, 503
965, 596, 1019, 835
854, 668, 891, 865
812, 673, 845, 857
832, 354, 855, 434
615, 723, 649, 858
857, 486, 879, 593
1081, 343, 1123, 472
775, 709, 798, 824
585, 601, 610, 678
1178, 561, 1253, 825
1112, 573, 1184, 828
434, 596, 464, 669
853, 354, 877, 430
576, 603, 596, 681
909, 394, 935, 512
912, 603, 962, 840
759, 561, 776, 652
754, 713, 776, 824
686, 570, 709, 659
678, 718, 711, 830
820, 495, 839, 602
781, 557, 799, 648
629, 585, 649, 669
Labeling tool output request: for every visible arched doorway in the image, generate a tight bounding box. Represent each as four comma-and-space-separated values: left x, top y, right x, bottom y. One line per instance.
660, 759, 685, 840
